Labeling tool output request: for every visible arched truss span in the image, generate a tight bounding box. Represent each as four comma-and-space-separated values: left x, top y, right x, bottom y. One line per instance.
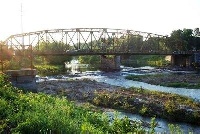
3, 28, 168, 56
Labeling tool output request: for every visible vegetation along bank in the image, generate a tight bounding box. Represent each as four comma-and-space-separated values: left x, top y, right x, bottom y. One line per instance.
37, 78, 200, 126
0, 74, 157, 133
126, 73, 200, 89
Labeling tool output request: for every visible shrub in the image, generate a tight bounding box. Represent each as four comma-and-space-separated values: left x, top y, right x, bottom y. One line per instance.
0, 74, 154, 133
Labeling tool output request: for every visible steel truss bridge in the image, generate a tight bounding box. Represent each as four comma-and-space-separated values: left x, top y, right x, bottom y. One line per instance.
1, 28, 170, 55
1, 28, 193, 70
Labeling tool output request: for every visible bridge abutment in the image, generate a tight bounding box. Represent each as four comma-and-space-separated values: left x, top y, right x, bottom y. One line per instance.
5, 69, 37, 92
100, 55, 121, 71
171, 54, 192, 68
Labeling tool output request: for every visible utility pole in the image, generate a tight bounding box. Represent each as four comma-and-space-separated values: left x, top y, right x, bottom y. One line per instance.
21, 3, 23, 34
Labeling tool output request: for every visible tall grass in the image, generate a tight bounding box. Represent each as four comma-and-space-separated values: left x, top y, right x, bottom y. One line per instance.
0, 74, 153, 133
126, 74, 200, 89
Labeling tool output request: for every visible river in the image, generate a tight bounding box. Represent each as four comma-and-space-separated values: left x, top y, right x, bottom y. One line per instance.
37, 63, 200, 133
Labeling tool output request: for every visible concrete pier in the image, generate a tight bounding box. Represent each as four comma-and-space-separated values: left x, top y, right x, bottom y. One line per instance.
171, 54, 192, 68
100, 55, 121, 71
5, 69, 37, 92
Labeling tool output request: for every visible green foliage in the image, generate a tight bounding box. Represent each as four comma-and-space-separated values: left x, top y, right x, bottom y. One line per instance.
126, 74, 200, 89
92, 87, 200, 125
35, 42, 72, 65
35, 65, 64, 76
33, 56, 48, 65
0, 74, 158, 133
125, 75, 143, 81
122, 55, 169, 67
139, 105, 148, 115
161, 82, 200, 89
164, 100, 176, 113
166, 28, 195, 51
3, 60, 21, 70
125, 74, 162, 82
0, 73, 198, 133
45, 55, 71, 65
194, 35, 200, 50
147, 56, 170, 67
111, 115, 145, 133
78, 55, 100, 65
121, 28, 199, 67
163, 82, 188, 88
125, 35, 143, 52
149, 117, 157, 134
168, 124, 184, 134
120, 34, 167, 53
2, 57, 32, 70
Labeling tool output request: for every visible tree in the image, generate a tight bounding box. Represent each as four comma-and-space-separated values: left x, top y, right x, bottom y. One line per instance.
167, 29, 184, 51
36, 42, 72, 65
127, 35, 143, 52
78, 55, 100, 65
193, 28, 200, 50
194, 37, 200, 50
0, 41, 14, 61
166, 29, 195, 51
182, 29, 194, 50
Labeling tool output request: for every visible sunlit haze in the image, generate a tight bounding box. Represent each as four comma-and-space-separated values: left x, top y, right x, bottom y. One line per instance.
0, 0, 199, 40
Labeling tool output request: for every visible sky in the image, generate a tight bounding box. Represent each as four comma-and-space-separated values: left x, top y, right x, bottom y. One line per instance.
0, 0, 199, 40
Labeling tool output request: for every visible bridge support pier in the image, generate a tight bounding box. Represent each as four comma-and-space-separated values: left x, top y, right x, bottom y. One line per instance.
5, 69, 37, 92
100, 55, 121, 71
171, 54, 192, 68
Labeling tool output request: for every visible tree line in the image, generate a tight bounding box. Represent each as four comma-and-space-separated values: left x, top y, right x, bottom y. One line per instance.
121, 28, 200, 53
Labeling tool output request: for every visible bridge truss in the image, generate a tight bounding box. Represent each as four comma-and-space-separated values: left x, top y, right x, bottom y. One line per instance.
1, 28, 168, 71
3, 28, 169, 55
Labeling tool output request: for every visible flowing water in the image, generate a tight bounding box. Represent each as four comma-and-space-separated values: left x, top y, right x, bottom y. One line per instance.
37, 62, 200, 133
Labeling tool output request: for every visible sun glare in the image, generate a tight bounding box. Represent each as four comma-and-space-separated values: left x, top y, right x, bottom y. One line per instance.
0, 0, 199, 40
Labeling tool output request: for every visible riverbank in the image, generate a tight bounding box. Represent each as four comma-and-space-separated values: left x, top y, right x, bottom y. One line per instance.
126, 73, 200, 89
1, 74, 152, 133
37, 79, 200, 125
